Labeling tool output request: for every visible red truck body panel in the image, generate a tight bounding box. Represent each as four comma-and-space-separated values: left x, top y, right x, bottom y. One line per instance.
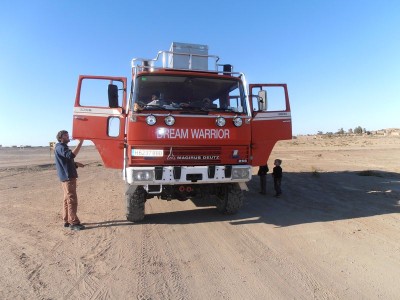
72, 48, 292, 170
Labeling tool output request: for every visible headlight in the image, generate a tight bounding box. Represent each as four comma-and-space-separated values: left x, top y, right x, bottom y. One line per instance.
132, 170, 154, 181
233, 117, 243, 127
165, 115, 175, 126
215, 116, 226, 127
146, 115, 157, 126
232, 167, 250, 179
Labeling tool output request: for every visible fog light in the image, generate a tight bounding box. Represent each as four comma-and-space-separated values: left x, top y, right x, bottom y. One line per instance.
233, 117, 243, 127
165, 115, 175, 126
232, 167, 250, 179
133, 170, 154, 181
216, 116, 226, 127
146, 115, 157, 126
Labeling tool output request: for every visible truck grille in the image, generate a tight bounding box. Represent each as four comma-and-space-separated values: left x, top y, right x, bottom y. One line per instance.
129, 145, 249, 166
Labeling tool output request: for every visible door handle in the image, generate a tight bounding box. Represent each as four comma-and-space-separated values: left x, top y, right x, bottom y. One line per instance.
74, 116, 88, 121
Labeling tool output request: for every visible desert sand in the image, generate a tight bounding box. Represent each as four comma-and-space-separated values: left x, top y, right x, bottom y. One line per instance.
0, 134, 399, 299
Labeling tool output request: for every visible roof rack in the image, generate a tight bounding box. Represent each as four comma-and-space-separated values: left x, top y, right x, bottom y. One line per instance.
131, 51, 243, 76
131, 42, 244, 77
131, 50, 219, 70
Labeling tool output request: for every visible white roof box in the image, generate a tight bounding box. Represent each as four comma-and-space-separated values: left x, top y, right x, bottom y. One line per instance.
168, 42, 209, 70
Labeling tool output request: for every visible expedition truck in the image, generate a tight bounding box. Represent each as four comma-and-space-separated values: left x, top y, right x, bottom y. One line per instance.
72, 42, 292, 222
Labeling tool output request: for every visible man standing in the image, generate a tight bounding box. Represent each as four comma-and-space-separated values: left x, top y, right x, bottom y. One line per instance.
257, 163, 269, 195
54, 130, 85, 231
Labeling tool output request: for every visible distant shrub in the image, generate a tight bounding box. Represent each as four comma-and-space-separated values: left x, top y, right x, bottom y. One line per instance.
337, 128, 345, 134
354, 126, 363, 134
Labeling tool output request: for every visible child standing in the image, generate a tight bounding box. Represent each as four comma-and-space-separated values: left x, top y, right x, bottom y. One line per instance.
257, 163, 269, 195
272, 159, 283, 197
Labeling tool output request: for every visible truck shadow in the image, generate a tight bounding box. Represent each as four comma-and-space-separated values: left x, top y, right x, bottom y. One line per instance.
232, 170, 400, 227
141, 170, 400, 227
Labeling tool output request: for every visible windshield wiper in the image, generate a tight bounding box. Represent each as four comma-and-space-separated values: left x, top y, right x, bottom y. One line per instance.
141, 104, 167, 110
201, 107, 238, 113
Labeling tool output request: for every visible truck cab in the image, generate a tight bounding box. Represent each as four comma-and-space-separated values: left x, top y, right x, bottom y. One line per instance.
72, 43, 292, 221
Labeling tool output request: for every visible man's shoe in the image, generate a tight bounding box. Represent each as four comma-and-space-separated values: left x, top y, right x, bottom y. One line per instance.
70, 224, 85, 231
64, 223, 70, 228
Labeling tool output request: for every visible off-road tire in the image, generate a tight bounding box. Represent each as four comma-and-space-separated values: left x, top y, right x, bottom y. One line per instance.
126, 185, 146, 222
216, 183, 243, 214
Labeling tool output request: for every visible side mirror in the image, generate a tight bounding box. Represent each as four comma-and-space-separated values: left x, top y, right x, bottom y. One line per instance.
108, 84, 119, 108
258, 90, 267, 111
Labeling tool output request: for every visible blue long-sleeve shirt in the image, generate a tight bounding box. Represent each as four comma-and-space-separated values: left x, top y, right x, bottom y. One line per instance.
54, 142, 78, 181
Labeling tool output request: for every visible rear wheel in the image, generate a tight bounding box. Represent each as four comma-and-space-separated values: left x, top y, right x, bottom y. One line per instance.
216, 183, 243, 214
126, 185, 146, 222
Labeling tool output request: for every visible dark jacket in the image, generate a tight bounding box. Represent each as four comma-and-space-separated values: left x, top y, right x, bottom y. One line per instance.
258, 165, 269, 176
272, 166, 283, 179
55, 142, 78, 181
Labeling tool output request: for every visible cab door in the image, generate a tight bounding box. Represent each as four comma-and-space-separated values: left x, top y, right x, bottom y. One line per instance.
72, 75, 127, 169
249, 84, 292, 166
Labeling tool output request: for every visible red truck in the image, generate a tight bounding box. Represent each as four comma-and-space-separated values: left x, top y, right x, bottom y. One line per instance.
72, 42, 292, 221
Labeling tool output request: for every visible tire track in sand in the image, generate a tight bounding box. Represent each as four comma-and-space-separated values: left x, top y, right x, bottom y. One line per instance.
136, 222, 189, 300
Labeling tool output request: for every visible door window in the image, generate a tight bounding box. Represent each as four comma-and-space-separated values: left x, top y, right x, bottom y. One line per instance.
251, 86, 286, 112
80, 78, 124, 107
108, 117, 120, 137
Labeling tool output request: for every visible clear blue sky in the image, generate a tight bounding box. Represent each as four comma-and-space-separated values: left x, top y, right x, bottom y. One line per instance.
1, 0, 399, 146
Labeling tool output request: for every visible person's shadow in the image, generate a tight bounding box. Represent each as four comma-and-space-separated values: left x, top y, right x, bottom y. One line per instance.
82, 220, 134, 230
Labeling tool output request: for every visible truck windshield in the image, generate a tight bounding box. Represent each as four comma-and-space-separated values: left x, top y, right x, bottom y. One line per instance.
132, 74, 247, 114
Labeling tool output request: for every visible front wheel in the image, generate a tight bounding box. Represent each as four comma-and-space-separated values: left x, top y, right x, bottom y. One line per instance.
126, 185, 146, 222
216, 183, 243, 214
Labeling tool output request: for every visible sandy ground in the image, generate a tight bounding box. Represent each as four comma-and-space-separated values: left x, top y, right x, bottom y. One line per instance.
0, 134, 399, 299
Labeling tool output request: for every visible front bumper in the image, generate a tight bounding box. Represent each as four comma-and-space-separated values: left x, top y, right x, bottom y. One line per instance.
125, 165, 252, 185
